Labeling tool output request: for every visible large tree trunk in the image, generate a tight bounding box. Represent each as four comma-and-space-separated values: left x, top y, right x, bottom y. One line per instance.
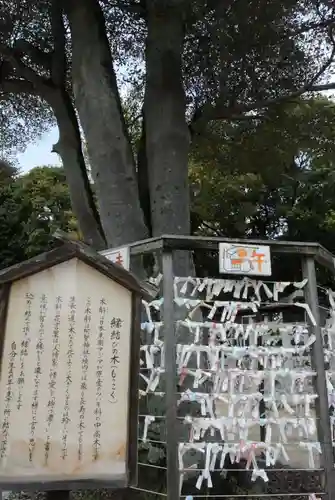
47, 88, 106, 250
144, 3, 192, 275
137, 114, 152, 235
144, 4, 190, 234
64, 0, 148, 248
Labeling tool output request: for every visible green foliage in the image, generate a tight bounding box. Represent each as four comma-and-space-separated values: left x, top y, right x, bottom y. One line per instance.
0, 164, 77, 269
15, 165, 77, 253
190, 96, 335, 252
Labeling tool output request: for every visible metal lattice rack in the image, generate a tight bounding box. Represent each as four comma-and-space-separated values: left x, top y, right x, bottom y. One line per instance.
127, 235, 335, 500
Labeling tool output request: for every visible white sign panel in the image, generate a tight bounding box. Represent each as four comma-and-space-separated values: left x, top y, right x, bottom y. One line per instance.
0, 259, 132, 485
100, 246, 130, 271
219, 243, 272, 276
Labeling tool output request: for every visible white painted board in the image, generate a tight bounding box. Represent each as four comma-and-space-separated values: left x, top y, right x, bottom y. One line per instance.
219, 243, 272, 276
100, 247, 130, 271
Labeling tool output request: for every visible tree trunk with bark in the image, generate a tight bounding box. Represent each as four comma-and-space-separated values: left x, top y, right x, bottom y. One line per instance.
144, 3, 192, 275
64, 0, 149, 248
47, 88, 106, 250
144, 3, 191, 239
137, 115, 152, 235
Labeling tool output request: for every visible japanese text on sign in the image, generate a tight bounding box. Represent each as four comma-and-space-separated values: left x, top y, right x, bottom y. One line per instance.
100, 246, 130, 271
0, 259, 132, 484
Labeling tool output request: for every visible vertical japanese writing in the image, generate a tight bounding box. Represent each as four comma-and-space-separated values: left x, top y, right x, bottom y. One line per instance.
61, 296, 76, 460
29, 294, 48, 462
93, 298, 106, 461
17, 293, 34, 410
44, 296, 62, 465
78, 297, 92, 461
0, 341, 17, 459
109, 317, 122, 404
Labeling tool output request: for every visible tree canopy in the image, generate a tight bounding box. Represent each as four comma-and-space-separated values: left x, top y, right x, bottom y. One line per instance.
0, 164, 77, 268
1, 0, 335, 264
191, 96, 335, 247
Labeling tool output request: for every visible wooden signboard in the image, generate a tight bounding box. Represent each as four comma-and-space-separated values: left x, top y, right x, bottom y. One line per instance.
0, 238, 147, 491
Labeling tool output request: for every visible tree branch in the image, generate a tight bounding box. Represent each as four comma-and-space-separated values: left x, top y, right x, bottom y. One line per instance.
192, 44, 335, 129
0, 78, 39, 97
292, 17, 335, 37
309, 82, 335, 92
13, 40, 52, 71
50, 0, 66, 85
0, 43, 48, 90
200, 220, 224, 236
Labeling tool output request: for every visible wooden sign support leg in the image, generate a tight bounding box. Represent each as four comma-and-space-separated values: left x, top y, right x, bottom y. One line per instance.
162, 250, 179, 500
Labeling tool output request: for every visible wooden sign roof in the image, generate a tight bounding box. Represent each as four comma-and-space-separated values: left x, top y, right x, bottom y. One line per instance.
0, 232, 149, 298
